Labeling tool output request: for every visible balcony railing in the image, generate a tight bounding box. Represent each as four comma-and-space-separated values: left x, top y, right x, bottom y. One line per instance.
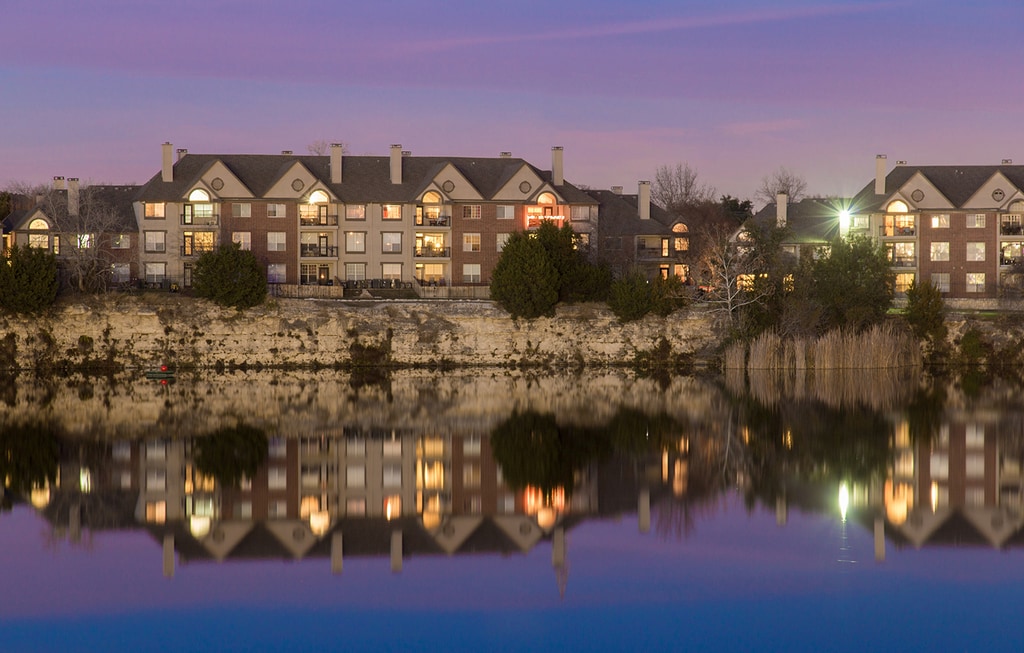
526, 216, 565, 229
415, 246, 451, 258
1001, 224, 1023, 236
181, 213, 219, 226
889, 256, 917, 268
880, 225, 915, 237
415, 215, 451, 227
636, 245, 667, 259
300, 245, 339, 257
300, 215, 339, 226
180, 244, 216, 257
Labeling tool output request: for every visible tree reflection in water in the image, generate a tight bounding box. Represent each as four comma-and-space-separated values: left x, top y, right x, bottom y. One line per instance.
194, 424, 268, 488
0, 420, 60, 503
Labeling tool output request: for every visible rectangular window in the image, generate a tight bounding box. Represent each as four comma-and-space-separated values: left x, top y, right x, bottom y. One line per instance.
571, 205, 592, 221
112, 234, 130, 249
144, 262, 166, 283
144, 231, 165, 253
267, 203, 286, 218
496, 233, 511, 252
145, 501, 166, 524
931, 273, 950, 293
111, 263, 130, 283
895, 273, 914, 294
463, 233, 481, 252
345, 263, 366, 281
144, 203, 165, 219
967, 213, 986, 228
382, 263, 402, 280
967, 242, 985, 262
930, 214, 950, 228
851, 215, 869, 230
463, 205, 481, 220
966, 272, 986, 292
930, 242, 949, 262
887, 242, 915, 267
267, 232, 286, 252
382, 204, 402, 221
382, 232, 402, 253
463, 264, 481, 283
496, 205, 515, 220
232, 232, 251, 250
346, 205, 365, 221
345, 232, 365, 253
267, 263, 286, 283
300, 264, 317, 285
232, 203, 251, 218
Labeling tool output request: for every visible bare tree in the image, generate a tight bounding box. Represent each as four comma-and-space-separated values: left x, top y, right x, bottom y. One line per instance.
697, 224, 773, 329
652, 163, 716, 214
307, 140, 347, 156
755, 167, 807, 206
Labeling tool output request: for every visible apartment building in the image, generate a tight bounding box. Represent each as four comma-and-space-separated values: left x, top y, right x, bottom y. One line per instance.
133, 143, 599, 293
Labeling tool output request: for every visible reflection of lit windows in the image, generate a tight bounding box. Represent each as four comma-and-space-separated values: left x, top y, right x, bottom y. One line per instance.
383, 464, 402, 488
119, 471, 132, 489
301, 464, 321, 489
347, 465, 365, 488
240, 476, 252, 491
383, 438, 402, 457
269, 467, 288, 490
463, 435, 481, 456
346, 497, 366, 516
966, 423, 985, 448
79, 468, 92, 493
300, 495, 320, 519
113, 441, 131, 461
419, 437, 444, 458
895, 451, 914, 477
463, 463, 481, 488
418, 460, 445, 490
930, 452, 949, 479
384, 495, 401, 519
146, 501, 166, 524
146, 468, 166, 491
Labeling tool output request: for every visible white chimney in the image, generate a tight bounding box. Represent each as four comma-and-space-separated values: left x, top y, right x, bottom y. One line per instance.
52, 176, 65, 190
776, 193, 788, 228
499, 151, 512, 158
330, 143, 343, 184
176, 148, 188, 162
68, 178, 79, 217
639, 180, 651, 220
1002, 159, 1013, 165
390, 144, 402, 184
162, 142, 173, 182
875, 154, 887, 195
552, 146, 564, 186
611, 185, 623, 194
281, 150, 293, 156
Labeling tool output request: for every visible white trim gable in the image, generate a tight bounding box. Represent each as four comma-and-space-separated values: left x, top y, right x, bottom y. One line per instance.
200, 160, 254, 199
264, 161, 319, 199
526, 184, 566, 205
302, 179, 339, 203
430, 162, 483, 201
963, 171, 1022, 210
897, 171, 954, 210
493, 164, 546, 202
416, 182, 452, 204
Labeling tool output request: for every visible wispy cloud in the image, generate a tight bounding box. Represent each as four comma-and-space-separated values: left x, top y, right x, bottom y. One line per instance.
399, 2, 903, 54
720, 119, 805, 136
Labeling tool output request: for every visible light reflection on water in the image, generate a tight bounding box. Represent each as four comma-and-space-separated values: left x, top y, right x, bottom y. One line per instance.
1, 369, 1024, 652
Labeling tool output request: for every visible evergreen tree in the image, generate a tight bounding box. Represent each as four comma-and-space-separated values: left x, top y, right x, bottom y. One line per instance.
608, 269, 653, 323
0, 245, 59, 314
490, 232, 559, 318
192, 242, 267, 309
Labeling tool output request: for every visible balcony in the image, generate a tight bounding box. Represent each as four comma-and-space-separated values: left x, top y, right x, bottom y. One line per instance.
889, 256, 917, 268
300, 215, 339, 227
880, 225, 915, 237
300, 245, 339, 258
1001, 223, 1023, 236
416, 215, 451, 227
526, 215, 565, 229
636, 245, 667, 259
415, 246, 451, 258
180, 244, 216, 257
181, 213, 219, 226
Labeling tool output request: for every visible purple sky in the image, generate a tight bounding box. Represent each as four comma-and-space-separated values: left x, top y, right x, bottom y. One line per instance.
3, 0, 1023, 205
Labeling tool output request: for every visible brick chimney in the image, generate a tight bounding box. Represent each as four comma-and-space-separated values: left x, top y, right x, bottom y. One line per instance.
330, 143, 343, 184
390, 144, 402, 184
639, 180, 651, 220
552, 146, 564, 186
776, 193, 788, 228
162, 142, 173, 182
875, 154, 887, 195
68, 178, 80, 217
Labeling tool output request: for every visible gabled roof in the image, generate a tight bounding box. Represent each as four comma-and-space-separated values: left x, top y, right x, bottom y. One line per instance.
851, 164, 1024, 213
588, 189, 675, 238
747, 197, 845, 245
3, 185, 139, 234
136, 153, 597, 205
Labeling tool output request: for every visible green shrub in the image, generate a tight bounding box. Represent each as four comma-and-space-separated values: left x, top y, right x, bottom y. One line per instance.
0, 245, 59, 314
192, 243, 267, 309
490, 232, 559, 319
904, 278, 947, 343
608, 270, 652, 323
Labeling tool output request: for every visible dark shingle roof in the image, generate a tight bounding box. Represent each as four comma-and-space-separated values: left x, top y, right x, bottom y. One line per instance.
747, 197, 846, 244
851, 164, 1024, 212
588, 189, 675, 238
4, 185, 139, 233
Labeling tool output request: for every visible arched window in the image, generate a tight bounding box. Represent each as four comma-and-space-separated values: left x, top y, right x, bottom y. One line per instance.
672, 223, 689, 252
887, 200, 908, 213
308, 190, 329, 204
422, 191, 441, 204
537, 192, 556, 205
417, 191, 446, 226
188, 189, 210, 202
1009, 200, 1024, 213
28, 218, 50, 249
28, 218, 49, 231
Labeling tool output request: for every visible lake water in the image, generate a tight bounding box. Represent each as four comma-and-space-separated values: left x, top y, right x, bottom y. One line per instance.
1, 369, 1023, 652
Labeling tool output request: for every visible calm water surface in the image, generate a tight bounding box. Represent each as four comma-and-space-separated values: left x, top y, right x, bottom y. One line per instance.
1, 369, 1022, 652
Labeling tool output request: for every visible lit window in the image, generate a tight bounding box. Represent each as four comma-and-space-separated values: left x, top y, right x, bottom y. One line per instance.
232, 232, 251, 250
382, 204, 402, 220
463, 264, 481, 283
931, 214, 949, 228
895, 273, 914, 294
145, 203, 165, 219
384, 496, 401, 519
383, 439, 402, 457
887, 200, 908, 213
930, 242, 949, 262
463, 233, 480, 252
382, 232, 402, 253
345, 232, 365, 253
966, 272, 985, 292
145, 501, 166, 524
967, 242, 985, 262
497, 205, 515, 220
346, 205, 365, 221
382, 263, 402, 280
232, 203, 251, 218
267, 232, 286, 252
112, 234, 130, 249
144, 231, 166, 253
267, 203, 287, 218
346, 497, 366, 516
267, 263, 286, 283
463, 205, 481, 220
967, 213, 986, 228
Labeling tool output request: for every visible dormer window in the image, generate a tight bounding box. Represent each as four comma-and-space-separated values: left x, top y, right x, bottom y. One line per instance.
188, 189, 210, 202
887, 200, 908, 213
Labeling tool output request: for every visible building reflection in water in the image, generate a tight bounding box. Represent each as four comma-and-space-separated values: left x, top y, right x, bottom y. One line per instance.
5, 369, 1024, 588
